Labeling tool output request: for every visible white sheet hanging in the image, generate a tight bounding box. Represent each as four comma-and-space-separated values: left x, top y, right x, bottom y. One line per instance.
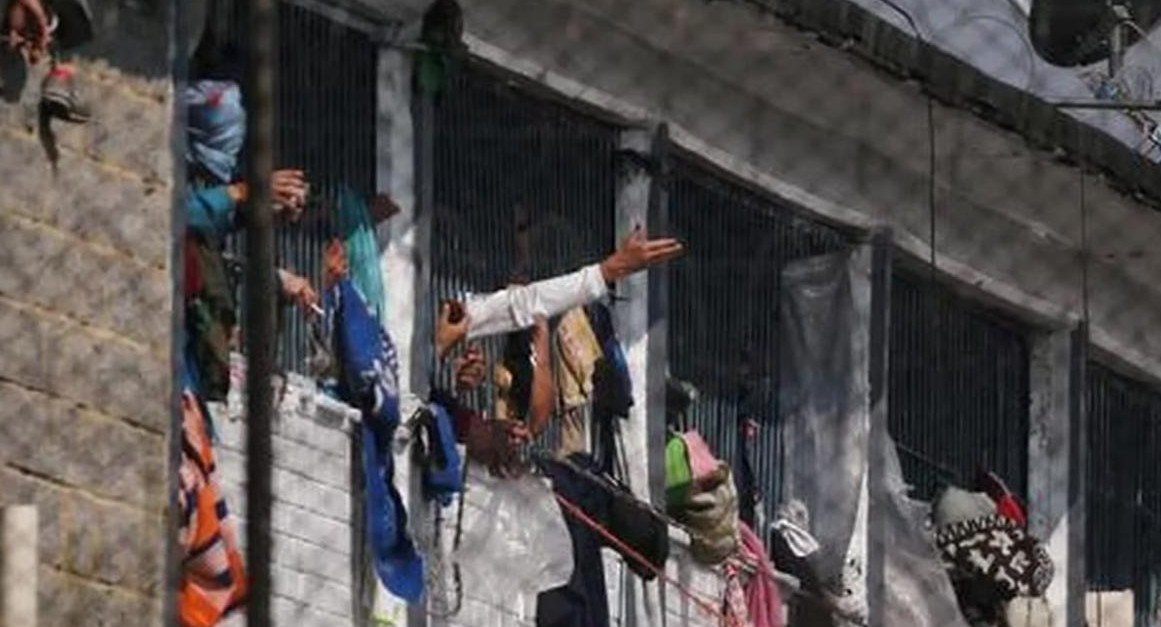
446, 464, 576, 627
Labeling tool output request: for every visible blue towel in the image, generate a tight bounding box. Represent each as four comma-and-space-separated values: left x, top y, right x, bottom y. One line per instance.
338, 187, 388, 323
327, 278, 424, 603
421, 402, 463, 506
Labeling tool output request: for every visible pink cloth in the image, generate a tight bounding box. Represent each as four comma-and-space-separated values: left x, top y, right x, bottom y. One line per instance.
722, 562, 751, 627
682, 431, 721, 481
738, 522, 784, 627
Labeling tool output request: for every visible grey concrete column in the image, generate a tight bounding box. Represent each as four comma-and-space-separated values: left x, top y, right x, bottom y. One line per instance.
613, 123, 667, 627
866, 230, 892, 627
1027, 328, 1083, 627
373, 44, 430, 627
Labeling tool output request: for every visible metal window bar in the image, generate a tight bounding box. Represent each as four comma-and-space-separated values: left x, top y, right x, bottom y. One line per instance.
221, 1, 377, 373
1087, 362, 1161, 626
887, 271, 1032, 502
428, 61, 619, 451
666, 155, 851, 533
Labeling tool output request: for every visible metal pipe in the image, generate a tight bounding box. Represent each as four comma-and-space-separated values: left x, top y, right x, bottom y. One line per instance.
242, 0, 278, 621
1050, 100, 1161, 111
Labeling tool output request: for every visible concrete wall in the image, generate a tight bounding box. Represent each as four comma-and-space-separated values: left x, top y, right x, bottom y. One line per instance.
0, 0, 172, 624
214, 360, 362, 627
451, 0, 1161, 381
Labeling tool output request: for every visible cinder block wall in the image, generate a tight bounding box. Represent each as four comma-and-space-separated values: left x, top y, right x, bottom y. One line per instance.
0, 0, 172, 624
214, 369, 361, 627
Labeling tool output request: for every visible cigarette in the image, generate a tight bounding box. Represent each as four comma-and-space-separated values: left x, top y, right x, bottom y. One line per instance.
309, 303, 325, 316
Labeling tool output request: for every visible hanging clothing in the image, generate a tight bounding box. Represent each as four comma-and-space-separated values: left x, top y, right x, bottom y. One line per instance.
976, 471, 1028, 528
182, 79, 246, 408
722, 562, 753, 627
933, 486, 998, 528
452, 463, 575, 626
178, 391, 246, 627
770, 518, 821, 560
338, 187, 388, 323
670, 431, 739, 566
586, 302, 633, 418
682, 431, 722, 483
186, 184, 239, 237
738, 522, 784, 627
734, 381, 760, 528
428, 388, 477, 446
183, 231, 237, 404
328, 277, 424, 603
553, 307, 602, 412
465, 264, 608, 340
682, 465, 740, 566
537, 455, 611, 627
935, 514, 1054, 602
665, 433, 693, 508
414, 402, 463, 506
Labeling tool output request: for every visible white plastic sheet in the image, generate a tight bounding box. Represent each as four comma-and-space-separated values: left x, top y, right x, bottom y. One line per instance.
779, 250, 870, 581
449, 464, 576, 626
876, 428, 971, 627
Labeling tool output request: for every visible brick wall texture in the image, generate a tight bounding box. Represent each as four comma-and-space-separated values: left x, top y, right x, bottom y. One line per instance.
0, 0, 173, 624
214, 368, 361, 627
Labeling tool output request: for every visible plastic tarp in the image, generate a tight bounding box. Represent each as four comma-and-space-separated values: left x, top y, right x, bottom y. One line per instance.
778, 249, 871, 581
873, 427, 971, 627
445, 464, 576, 626
779, 247, 968, 627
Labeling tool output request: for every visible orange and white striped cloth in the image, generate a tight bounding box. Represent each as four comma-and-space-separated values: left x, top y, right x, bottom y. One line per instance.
178, 391, 246, 627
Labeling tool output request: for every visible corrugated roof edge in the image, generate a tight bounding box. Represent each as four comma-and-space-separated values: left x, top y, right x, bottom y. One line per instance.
744, 0, 1161, 211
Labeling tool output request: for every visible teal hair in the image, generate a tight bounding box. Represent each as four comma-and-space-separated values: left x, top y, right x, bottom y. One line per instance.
338, 187, 387, 323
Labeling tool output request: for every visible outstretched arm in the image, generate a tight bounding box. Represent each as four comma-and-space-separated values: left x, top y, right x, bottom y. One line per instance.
462, 226, 684, 341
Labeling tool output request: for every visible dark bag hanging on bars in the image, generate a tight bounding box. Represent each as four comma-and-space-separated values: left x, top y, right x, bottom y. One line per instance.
545, 454, 670, 582
602, 470, 670, 580
587, 299, 670, 580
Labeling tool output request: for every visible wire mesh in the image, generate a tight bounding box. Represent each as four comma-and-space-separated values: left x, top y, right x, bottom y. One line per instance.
7, 0, 1161, 625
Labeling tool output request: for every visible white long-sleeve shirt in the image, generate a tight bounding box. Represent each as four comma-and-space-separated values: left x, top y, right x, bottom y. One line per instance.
464, 264, 609, 340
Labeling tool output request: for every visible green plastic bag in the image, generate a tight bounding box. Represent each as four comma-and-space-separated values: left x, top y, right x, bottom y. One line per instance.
665, 434, 693, 509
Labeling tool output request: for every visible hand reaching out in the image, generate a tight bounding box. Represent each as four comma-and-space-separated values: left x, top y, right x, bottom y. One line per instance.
436, 300, 469, 359
278, 269, 319, 316
599, 225, 684, 283
4, 0, 51, 65
225, 169, 308, 219
271, 169, 307, 220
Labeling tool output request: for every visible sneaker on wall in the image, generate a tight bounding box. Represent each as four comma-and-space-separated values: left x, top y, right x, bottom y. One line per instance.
41, 65, 91, 123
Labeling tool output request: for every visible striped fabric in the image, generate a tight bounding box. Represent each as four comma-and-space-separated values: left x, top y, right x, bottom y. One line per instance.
178, 391, 247, 627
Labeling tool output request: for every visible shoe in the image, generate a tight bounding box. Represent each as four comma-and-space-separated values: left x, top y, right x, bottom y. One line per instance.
41, 65, 91, 123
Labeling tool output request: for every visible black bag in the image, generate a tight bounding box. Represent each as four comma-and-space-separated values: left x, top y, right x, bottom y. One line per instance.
555, 452, 670, 582
603, 472, 669, 581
